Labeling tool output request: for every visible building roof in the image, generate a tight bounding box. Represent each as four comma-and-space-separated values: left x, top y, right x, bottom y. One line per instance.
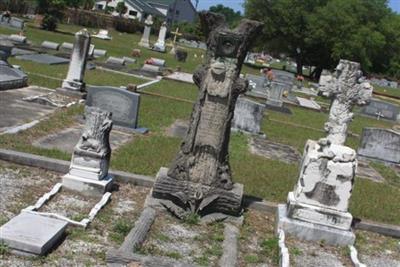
144, 0, 175, 7
125, 0, 165, 16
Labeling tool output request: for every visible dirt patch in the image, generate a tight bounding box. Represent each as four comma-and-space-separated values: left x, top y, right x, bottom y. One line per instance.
140, 211, 224, 266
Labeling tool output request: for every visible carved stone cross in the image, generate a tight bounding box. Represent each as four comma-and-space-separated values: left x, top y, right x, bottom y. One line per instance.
318, 59, 373, 145
152, 11, 262, 218
375, 111, 385, 120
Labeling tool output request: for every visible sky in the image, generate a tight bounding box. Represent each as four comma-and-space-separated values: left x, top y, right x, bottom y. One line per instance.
193, 0, 400, 14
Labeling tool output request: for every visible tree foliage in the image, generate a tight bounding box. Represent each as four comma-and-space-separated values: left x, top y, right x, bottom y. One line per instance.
245, 0, 400, 79
115, 1, 127, 17
36, 0, 66, 31
209, 4, 242, 27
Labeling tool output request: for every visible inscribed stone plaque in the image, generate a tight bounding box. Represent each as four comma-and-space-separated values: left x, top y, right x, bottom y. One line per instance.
362, 100, 399, 121
196, 97, 228, 147
358, 128, 400, 164
232, 97, 264, 134
0, 213, 67, 255
86, 86, 140, 129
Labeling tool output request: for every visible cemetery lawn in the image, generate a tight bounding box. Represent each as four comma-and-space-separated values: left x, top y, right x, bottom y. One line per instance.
1, 80, 399, 225
1, 22, 399, 225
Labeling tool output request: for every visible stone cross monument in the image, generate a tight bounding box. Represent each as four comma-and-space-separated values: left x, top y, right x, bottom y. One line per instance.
277, 60, 373, 246
169, 27, 182, 55
63, 106, 114, 196
319, 59, 373, 145
152, 12, 262, 218
60, 29, 91, 96
153, 22, 167, 52
138, 15, 153, 48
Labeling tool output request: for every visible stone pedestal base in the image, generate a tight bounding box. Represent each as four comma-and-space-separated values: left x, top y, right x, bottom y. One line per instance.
152, 167, 243, 216
287, 192, 353, 230
153, 44, 166, 53
56, 87, 86, 99
276, 204, 355, 246
62, 173, 113, 197
61, 79, 85, 92
138, 40, 150, 49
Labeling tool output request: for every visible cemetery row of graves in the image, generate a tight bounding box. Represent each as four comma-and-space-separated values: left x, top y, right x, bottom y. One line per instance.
0, 12, 399, 266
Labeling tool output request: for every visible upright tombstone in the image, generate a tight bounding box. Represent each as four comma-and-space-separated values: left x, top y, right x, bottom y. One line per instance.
276, 60, 373, 246
266, 81, 286, 107
358, 128, 400, 164
153, 22, 167, 52
86, 86, 147, 133
362, 99, 400, 121
151, 12, 262, 218
232, 96, 265, 135
138, 15, 153, 48
62, 106, 114, 196
59, 29, 91, 97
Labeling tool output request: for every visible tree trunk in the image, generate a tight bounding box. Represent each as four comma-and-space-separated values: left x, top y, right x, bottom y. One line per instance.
296, 55, 303, 75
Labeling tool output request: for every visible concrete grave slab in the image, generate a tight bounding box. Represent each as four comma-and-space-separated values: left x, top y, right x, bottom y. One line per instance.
106, 56, 125, 65
33, 123, 134, 154
11, 47, 37, 56
296, 96, 321, 110
165, 119, 189, 139
0, 212, 67, 255
16, 54, 69, 65
356, 159, 385, 183
249, 136, 301, 164
0, 61, 28, 90
164, 72, 194, 84
41, 41, 60, 50
0, 86, 56, 133
362, 99, 399, 121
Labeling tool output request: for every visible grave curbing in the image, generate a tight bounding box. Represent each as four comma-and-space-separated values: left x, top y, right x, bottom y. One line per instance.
0, 148, 399, 238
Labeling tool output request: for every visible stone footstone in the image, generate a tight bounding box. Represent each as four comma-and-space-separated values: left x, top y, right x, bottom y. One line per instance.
276, 205, 355, 246
165, 119, 189, 139
0, 212, 68, 256
356, 159, 385, 183
249, 136, 301, 164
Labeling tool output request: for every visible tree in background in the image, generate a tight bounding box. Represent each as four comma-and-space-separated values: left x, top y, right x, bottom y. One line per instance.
36, 0, 66, 31
245, 0, 400, 80
81, 0, 95, 9
209, 4, 242, 27
115, 1, 127, 17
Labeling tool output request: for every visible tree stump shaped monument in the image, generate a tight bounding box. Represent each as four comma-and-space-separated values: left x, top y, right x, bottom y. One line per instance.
277, 60, 373, 246
152, 12, 262, 218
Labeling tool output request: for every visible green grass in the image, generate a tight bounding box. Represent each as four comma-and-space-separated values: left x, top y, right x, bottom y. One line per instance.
373, 85, 400, 98
143, 79, 198, 102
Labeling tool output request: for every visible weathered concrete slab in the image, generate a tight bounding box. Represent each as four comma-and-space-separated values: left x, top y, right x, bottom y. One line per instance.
0, 61, 28, 90
16, 54, 69, 65
0, 86, 57, 133
164, 72, 194, 84
296, 96, 321, 110
33, 123, 134, 154
0, 212, 67, 255
249, 136, 301, 164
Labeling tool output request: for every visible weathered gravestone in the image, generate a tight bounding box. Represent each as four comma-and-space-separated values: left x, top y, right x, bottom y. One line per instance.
0, 16, 25, 30
138, 15, 153, 48
266, 81, 286, 107
86, 86, 147, 133
41, 41, 60, 50
153, 22, 167, 52
151, 12, 262, 218
362, 99, 399, 121
273, 69, 295, 89
232, 96, 265, 135
245, 73, 268, 97
63, 106, 114, 196
277, 59, 373, 246
358, 128, 400, 164
59, 29, 91, 97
